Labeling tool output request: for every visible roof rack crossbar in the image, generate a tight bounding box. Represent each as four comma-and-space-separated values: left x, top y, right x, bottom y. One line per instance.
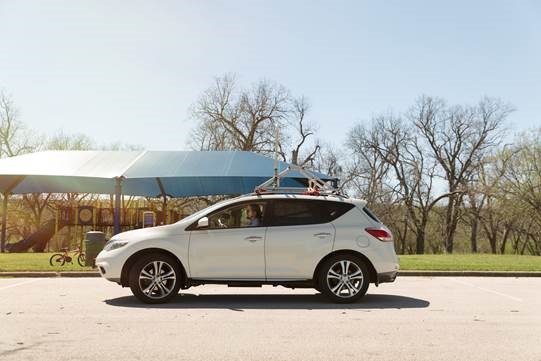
254, 164, 340, 196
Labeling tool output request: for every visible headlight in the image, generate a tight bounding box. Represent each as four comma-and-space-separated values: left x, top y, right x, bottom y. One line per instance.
103, 240, 129, 252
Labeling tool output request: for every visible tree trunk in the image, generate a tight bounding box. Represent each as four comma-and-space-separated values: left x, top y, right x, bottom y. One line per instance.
520, 237, 529, 255
400, 217, 408, 255
499, 227, 511, 254
470, 216, 479, 253
0, 193, 8, 253
488, 235, 497, 254
444, 193, 458, 253
511, 234, 520, 254
415, 229, 425, 255
291, 150, 298, 165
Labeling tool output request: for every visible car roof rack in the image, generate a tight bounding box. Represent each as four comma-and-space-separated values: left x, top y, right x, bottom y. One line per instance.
253, 164, 344, 197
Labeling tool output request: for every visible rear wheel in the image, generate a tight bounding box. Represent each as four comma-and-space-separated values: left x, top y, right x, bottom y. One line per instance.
128, 253, 182, 304
49, 253, 65, 267
318, 254, 369, 303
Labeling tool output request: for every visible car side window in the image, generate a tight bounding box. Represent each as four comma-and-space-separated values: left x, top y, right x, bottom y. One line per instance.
270, 200, 322, 226
207, 202, 266, 229
320, 202, 354, 223
270, 199, 354, 226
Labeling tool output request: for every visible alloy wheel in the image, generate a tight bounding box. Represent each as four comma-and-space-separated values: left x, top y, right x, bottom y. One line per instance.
138, 261, 177, 299
326, 260, 364, 298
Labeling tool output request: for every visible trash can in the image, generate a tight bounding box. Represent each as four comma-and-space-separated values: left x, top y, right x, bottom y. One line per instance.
84, 231, 106, 267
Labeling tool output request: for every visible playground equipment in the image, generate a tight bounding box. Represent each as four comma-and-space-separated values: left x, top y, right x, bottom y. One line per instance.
7, 219, 65, 252
142, 211, 156, 228
7, 202, 182, 253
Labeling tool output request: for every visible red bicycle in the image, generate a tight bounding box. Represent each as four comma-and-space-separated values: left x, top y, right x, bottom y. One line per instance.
49, 247, 86, 267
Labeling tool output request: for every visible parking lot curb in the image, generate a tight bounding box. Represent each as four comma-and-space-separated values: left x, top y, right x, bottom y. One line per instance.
398, 270, 541, 277
0, 271, 100, 278
1, 270, 541, 278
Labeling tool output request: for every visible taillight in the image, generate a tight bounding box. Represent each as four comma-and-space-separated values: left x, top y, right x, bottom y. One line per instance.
365, 227, 393, 242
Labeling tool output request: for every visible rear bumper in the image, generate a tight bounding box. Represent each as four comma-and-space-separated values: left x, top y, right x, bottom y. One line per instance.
377, 270, 398, 284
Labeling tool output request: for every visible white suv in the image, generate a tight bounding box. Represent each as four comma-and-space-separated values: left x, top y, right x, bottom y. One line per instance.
96, 193, 399, 304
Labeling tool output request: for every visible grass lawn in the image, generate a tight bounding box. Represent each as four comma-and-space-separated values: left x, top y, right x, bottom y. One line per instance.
0, 252, 94, 272
399, 254, 541, 272
0, 252, 540, 272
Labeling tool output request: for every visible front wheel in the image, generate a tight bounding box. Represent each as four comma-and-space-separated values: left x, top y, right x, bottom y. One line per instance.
49, 253, 65, 267
128, 253, 182, 304
77, 253, 86, 267
318, 254, 369, 303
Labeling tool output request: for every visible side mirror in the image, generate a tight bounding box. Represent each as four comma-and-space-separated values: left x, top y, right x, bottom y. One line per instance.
197, 217, 209, 229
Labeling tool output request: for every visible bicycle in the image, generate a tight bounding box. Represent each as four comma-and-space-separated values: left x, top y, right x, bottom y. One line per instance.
49, 247, 86, 267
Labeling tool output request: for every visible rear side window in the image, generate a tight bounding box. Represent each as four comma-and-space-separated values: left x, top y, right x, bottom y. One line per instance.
363, 207, 381, 223
320, 201, 354, 223
270, 200, 354, 226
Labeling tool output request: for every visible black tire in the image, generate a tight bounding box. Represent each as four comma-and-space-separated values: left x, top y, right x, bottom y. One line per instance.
128, 253, 182, 304
77, 254, 86, 267
318, 254, 370, 303
49, 253, 65, 267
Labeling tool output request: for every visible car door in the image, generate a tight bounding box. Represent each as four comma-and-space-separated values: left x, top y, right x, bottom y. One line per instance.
264, 199, 337, 280
188, 201, 267, 280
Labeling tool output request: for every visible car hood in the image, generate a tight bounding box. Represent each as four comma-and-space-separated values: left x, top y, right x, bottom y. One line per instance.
109, 223, 185, 243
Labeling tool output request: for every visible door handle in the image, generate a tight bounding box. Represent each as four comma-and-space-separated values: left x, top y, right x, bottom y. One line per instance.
313, 232, 331, 237
244, 236, 263, 242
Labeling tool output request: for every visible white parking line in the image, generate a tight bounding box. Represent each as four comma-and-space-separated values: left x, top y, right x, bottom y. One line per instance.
448, 278, 523, 302
0, 279, 41, 291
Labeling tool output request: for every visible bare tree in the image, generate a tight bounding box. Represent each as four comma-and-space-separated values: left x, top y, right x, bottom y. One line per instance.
279, 97, 320, 166
350, 114, 454, 254
0, 91, 38, 158
413, 96, 511, 253
345, 119, 411, 252
46, 130, 143, 151
190, 74, 290, 154
46, 131, 94, 151
0, 91, 40, 252
501, 129, 541, 255
345, 123, 391, 205
314, 143, 344, 184
190, 74, 326, 179
463, 148, 516, 252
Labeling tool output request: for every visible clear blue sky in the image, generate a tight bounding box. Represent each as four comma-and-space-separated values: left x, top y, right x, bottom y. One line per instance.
1, 0, 540, 149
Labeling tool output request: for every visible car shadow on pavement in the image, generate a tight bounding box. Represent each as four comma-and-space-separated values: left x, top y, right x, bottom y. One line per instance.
105, 293, 430, 310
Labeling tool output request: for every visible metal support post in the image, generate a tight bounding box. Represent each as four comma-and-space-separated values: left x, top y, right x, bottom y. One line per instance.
113, 177, 123, 235
1, 193, 8, 253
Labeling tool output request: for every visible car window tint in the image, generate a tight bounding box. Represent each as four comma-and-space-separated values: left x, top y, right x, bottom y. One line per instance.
271, 199, 354, 226
320, 202, 354, 223
208, 203, 265, 229
271, 200, 320, 226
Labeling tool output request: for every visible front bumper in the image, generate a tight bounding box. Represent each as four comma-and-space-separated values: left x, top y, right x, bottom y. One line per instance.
95, 250, 123, 284
377, 270, 398, 284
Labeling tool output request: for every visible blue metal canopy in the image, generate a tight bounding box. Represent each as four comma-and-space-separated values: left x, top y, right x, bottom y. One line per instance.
0, 150, 335, 235
0, 150, 334, 197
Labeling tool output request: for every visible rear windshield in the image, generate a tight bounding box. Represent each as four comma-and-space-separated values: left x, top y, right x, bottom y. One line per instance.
363, 207, 381, 223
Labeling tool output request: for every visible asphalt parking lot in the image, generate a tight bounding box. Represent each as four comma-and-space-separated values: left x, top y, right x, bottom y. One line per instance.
0, 277, 540, 361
